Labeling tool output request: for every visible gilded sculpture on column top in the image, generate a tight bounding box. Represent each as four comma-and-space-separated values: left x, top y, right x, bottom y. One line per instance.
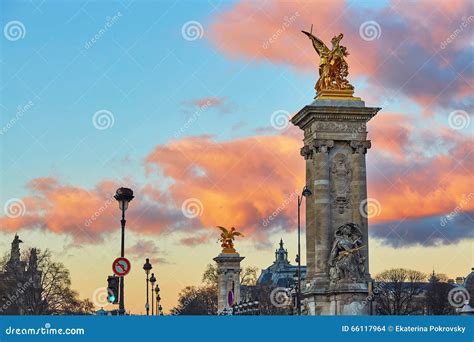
216, 226, 244, 254
302, 27, 360, 100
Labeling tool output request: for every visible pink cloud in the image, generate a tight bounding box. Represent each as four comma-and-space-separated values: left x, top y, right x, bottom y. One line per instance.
2, 128, 471, 247
209, 0, 473, 112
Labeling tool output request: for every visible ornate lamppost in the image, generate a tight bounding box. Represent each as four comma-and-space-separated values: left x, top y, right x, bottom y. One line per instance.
154, 284, 161, 316
143, 258, 152, 316
149, 273, 156, 316
114, 187, 134, 316
296, 185, 312, 315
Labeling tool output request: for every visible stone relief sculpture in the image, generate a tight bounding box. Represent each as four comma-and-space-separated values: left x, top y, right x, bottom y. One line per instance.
330, 153, 351, 213
328, 223, 366, 283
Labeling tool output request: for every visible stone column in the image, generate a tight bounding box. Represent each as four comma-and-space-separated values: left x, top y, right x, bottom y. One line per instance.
312, 140, 333, 286
213, 253, 244, 314
300, 145, 315, 279
291, 99, 380, 315
350, 140, 371, 279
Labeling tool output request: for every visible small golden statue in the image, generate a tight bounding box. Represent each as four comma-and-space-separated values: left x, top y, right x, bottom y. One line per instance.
216, 226, 244, 254
302, 27, 360, 100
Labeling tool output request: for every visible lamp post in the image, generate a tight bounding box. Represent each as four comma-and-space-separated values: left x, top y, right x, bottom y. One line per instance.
114, 187, 134, 316
150, 273, 156, 316
143, 258, 152, 315
154, 284, 161, 316
297, 185, 312, 315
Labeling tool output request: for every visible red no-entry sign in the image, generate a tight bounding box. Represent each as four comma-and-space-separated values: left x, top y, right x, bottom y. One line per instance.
112, 257, 131, 277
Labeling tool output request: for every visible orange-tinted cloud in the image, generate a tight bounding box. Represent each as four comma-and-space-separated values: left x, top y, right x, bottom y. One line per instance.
209, 0, 473, 112
181, 96, 230, 113
145, 135, 304, 237
0, 178, 189, 243
145, 131, 473, 239
2, 128, 471, 247
368, 112, 413, 159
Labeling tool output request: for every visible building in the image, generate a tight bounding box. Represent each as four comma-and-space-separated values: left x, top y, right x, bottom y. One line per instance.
257, 239, 306, 288
0, 234, 43, 315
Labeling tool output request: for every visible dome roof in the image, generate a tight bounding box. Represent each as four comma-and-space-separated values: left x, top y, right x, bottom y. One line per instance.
464, 267, 474, 289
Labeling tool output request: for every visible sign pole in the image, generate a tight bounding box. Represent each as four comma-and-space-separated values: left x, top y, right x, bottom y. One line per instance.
119, 208, 126, 315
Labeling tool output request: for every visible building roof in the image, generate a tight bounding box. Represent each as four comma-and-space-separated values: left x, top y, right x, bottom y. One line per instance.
464, 267, 474, 289
257, 239, 306, 287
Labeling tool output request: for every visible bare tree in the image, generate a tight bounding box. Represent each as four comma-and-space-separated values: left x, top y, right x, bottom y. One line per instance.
374, 268, 426, 315
424, 274, 455, 315
170, 286, 217, 315
1, 249, 93, 315
171, 264, 258, 315
202, 263, 257, 287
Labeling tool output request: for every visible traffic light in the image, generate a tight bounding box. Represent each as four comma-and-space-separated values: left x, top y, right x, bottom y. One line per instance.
107, 275, 119, 304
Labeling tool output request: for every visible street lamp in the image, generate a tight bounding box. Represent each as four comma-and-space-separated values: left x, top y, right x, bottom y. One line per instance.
150, 273, 156, 315
143, 258, 152, 316
154, 284, 161, 316
114, 187, 134, 316
297, 185, 312, 315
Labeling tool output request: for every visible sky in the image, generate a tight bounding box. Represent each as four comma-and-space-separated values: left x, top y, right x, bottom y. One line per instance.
0, 0, 473, 314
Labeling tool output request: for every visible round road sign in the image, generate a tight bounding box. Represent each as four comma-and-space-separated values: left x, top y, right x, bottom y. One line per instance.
112, 257, 131, 276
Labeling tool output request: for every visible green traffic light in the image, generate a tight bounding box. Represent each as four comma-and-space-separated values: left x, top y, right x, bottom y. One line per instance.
108, 295, 116, 303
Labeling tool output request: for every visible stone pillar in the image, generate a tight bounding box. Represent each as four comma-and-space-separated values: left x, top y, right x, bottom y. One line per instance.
300, 145, 316, 279
312, 140, 333, 286
350, 140, 371, 278
292, 99, 380, 315
213, 253, 244, 314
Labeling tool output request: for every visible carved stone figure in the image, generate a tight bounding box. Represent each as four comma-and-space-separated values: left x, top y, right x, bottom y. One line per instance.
328, 223, 365, 283
330, 153, 351, 213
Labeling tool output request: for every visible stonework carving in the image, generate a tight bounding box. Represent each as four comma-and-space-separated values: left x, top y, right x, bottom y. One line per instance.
350, 140, 371, 154
315, 122, 366, 134
300, 145, 313, 160
328, 223, 365, 283
314, 139, 334, 153
330, 153, 351, 214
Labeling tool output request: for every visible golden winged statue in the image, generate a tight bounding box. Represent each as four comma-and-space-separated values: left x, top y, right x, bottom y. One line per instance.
216, 226, 244, 253
302, 28, 359, 100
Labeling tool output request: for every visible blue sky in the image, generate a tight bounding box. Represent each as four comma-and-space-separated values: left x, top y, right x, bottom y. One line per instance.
1, 0, 472, 313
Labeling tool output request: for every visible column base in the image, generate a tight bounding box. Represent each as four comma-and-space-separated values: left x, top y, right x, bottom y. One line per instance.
302, 279, 370, 315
